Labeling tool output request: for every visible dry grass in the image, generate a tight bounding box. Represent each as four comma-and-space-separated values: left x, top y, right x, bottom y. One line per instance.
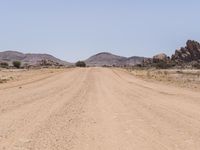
128, 68, 200, 91
0, 68, 65, 85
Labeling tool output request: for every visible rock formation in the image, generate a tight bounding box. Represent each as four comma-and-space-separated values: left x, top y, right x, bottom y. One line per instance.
171, 40, 200, 63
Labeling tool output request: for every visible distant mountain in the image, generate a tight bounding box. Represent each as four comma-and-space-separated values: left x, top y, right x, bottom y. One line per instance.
0, 51, 70, 66
85, 52, 145, 67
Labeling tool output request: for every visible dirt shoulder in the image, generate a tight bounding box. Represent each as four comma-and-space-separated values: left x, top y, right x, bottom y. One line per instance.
0, 68, 68, 89
123, 68, 200, 91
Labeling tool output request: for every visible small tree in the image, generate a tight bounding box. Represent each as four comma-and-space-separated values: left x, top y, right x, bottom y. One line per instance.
13, 61, 21, 68
75, 61, 86, 67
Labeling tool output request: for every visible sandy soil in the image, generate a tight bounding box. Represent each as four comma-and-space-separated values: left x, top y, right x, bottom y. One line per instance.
0, 67, 200, 150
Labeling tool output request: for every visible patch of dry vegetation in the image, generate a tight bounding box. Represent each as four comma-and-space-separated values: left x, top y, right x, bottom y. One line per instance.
0, 68, 65, 85
0, 76, 14, 83
128, 68, 200, 90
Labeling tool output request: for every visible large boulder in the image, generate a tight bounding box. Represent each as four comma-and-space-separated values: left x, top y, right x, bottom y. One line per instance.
153, 53, 169, 63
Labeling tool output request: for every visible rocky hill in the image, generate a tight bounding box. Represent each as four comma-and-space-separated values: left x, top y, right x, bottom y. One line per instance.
85, 52, 145, 67
142, 40, 200, 69
0, 51, 70, 66
171, 40, 200, 63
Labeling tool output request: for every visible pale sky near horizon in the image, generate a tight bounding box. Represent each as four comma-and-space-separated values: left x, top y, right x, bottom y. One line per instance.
0, 0, 200, 62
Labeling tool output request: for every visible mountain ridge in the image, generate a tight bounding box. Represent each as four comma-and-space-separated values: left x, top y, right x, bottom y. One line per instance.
85, 52, 146, 67
0, 50, 70, 66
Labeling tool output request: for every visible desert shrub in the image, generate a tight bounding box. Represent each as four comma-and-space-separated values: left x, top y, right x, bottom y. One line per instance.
153, 61, 175, 69
0, 62, 9, 68
75, 61, 86, 67
192, 63, 200, 69
12, 61, 21, 68
156, 62, 168, 69
136, 64, 142, 67
103, 65, 109, 67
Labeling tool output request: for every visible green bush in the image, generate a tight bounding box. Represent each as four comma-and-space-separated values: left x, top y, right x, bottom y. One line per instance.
0, 62, 9, 68
75, 61, 86, 67
12, 61, 21, 68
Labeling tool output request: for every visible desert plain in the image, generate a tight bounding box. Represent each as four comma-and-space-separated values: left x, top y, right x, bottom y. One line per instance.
0, 67, 200, 150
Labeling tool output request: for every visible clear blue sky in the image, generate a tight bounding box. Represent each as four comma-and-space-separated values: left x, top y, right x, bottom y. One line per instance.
0, 0, 200, 62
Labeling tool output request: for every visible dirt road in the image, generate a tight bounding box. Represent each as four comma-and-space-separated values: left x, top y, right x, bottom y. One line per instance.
0, 68, 200, 150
